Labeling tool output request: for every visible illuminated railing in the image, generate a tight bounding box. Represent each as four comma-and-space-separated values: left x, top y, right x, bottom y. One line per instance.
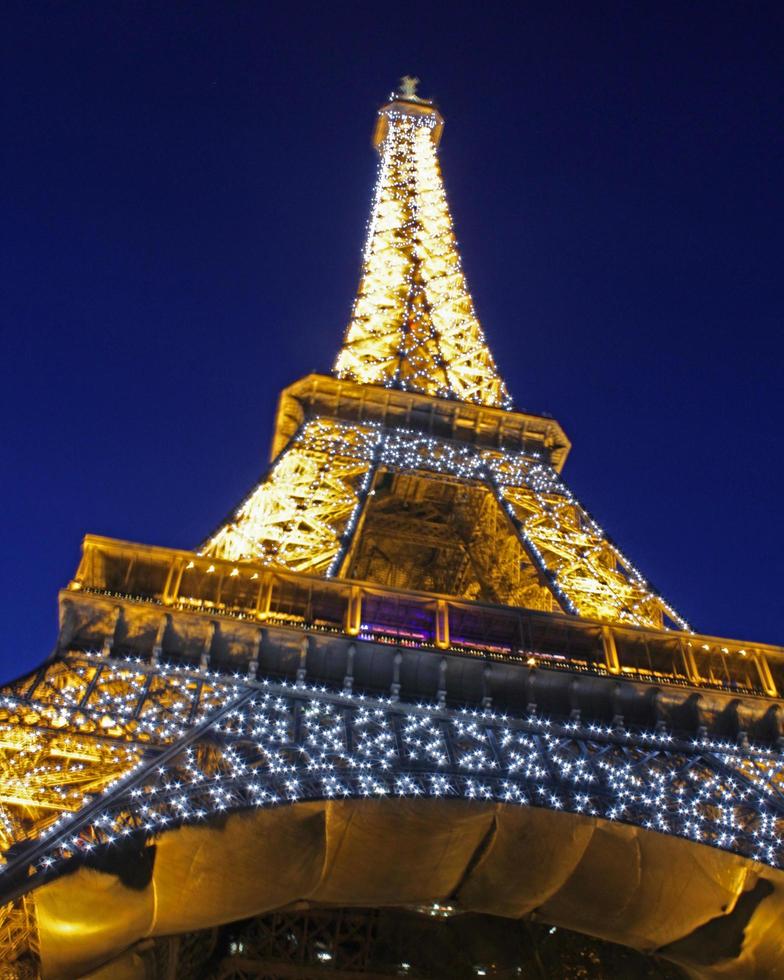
71, 535, 781, 699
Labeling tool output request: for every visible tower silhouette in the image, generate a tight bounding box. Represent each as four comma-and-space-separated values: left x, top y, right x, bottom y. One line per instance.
1, 82, 782, 979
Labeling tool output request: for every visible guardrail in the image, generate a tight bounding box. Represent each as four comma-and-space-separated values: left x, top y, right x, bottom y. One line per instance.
72, 535, 781, 699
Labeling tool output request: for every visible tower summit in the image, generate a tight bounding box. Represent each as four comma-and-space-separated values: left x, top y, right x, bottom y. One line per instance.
335, 79, 510, 408
1, 82, 783, 979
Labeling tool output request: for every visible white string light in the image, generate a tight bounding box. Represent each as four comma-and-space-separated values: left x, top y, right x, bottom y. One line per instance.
335, 104, 511, 409
204, 417, 687, 630
1, 653, 780, 886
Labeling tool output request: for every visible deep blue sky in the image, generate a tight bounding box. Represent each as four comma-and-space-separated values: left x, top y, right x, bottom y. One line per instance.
2, 2, 783, 682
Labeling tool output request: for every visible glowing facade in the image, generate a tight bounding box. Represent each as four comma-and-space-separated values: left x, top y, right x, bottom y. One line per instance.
1, 83, 783, 979
202, 88, 685, 632
333, 98, 509, 408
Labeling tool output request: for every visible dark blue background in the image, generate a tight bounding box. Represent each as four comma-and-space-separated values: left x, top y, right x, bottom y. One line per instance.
2, 2, 782, 682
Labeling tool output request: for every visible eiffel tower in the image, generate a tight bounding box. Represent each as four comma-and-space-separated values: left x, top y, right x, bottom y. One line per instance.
1, 80, 783, 980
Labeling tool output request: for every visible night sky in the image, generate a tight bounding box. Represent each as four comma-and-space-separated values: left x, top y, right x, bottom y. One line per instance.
2, 2, 783, 683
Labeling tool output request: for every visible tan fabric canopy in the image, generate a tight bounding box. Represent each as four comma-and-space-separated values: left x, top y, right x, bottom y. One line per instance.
34, 801, 784, 979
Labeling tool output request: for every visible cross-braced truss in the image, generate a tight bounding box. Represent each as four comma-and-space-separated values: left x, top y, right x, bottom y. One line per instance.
215, 908, 379, 979
202, 424, 380, 574
345, 472, 552, 608
202, 419, 686, 630
209, 905, 680, 980
0, 651, 781, 921
333, 100, 510, 409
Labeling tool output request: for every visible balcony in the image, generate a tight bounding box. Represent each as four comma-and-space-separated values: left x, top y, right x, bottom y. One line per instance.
67, 535, 781, 701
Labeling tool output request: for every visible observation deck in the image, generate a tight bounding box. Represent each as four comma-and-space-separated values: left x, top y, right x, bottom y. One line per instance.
271, 374, 571, 470
64, 535, 784, 743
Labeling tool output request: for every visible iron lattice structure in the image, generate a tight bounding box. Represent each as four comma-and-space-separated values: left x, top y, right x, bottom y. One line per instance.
332, 95, 509, 408
202, 418, 687, 630
2, 82, 783, 977
0, 651, 782, 898
207, 906, 684, 978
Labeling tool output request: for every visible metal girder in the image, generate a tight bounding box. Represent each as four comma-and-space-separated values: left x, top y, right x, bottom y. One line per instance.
198, 419, 686, 631
0, 651, 781, 921
333, 103, 509, 409
0, 896, 38, 976
204, 905, 682, 980
202, 422, 380, 573
214, 908, 379, 978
